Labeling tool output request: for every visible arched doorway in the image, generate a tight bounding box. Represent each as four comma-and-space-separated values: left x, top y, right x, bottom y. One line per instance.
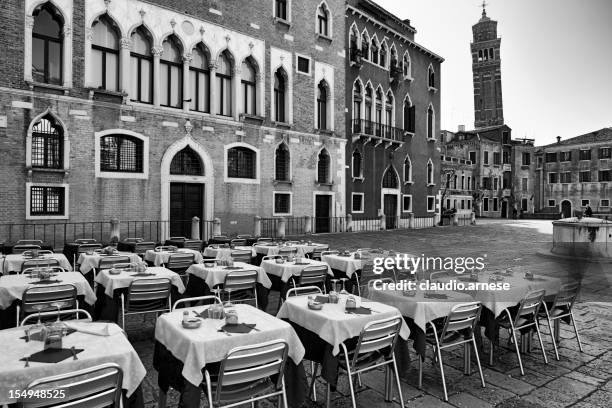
381, 166, 400, 229
161, 137, 214, 240
561, 200, 572, 218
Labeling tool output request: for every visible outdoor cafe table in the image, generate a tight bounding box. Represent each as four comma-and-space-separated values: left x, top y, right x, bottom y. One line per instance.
201, 245, 256, 259
1, 253, 72, 274
276, 295, 410, 386
253, 243, 320, 257
0, 321, 146, 407
261, 258, 333, 298
77, 251, 142, 275
93, 267, 185, 322
143, 248, 203, 266
184, 262, 271, 310
153, 303, 307, 408
321, 253, 364, 278
0, 272, 97, 328
368, 287, 475, 359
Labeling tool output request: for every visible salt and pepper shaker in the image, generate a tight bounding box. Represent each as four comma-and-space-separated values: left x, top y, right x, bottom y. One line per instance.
183, 311, 189, 323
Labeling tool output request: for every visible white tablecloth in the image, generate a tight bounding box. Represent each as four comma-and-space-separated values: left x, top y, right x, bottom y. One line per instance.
144, 249, 203, 266
77, 252, 142, 274
322, 254, 364, 278
2, 254, 73, 274
0, 272, 97, 310
0, 322, 146, 404
368, 288, 475, 332
94, 267, 186, 298
261, 259, 333, 283
276, 295, 409, 355
202, 246, 256, 259
155, 303, 305, 387
186, 262, 271, 289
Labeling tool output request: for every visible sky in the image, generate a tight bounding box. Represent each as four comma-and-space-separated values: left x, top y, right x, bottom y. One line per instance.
372, 0, 612, 146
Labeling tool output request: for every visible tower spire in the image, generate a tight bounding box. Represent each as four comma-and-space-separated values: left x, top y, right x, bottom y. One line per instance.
481, 0, 488, 17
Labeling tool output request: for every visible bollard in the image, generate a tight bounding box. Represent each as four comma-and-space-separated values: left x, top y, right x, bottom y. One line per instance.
253, 216, 261, 237
304, 216, 312, 234
378, 209, 386, 230
191, 216, 200, 240
471, 212, 476, 225
109, 218, 120, 244
277, 217, 286, 239
408, 213, 414, 229
434, 213, 441, 227
452, 213, 459, 226
346, 214, 353, 232
212, 218, 222, 236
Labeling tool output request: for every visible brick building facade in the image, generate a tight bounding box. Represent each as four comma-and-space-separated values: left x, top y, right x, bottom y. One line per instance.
0, 0, 347, 237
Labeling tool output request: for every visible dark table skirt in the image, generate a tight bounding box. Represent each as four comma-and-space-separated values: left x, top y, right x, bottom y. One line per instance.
3, 243, 55, 255
153, 341, 307, 408
93, 284, 181, 323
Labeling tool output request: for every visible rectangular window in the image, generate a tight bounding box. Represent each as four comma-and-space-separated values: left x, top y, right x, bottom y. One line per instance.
493, 198, 499, 211
600, 147, 611, 159
352, 193, 364, 213
579, 149, 591, 161
30, 186, 65, 216
560, 172, 572, 184
273, 193, 291, 215
296, 55, 310, 74
601, 199, 610, 207
548, 200, 556, 207
493, 152, 501, 165
502, 151, 510, 164
599, 170, 611, 182
545, 152, 557, 163
482, 177, 491, 189
521, 198, 528, 211
484, 151, 489, 165
467, 200, 471, 210
483, 198, 489, 212
548, 172, 558, 184
579, 171, 591, 182
522, 152, 531, 166
502, 131, 510, 145
581, 199, 590, 207
560, 151, 571, 162
275, 0, 287, 20
427, 196, 435, 212
402, 195, 412, 212
493, 178, 499, 190
469, 151, 476, 164
522, 178, 528, 192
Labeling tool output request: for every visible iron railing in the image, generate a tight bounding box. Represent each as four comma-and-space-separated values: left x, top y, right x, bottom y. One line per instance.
352, 119, 405, 143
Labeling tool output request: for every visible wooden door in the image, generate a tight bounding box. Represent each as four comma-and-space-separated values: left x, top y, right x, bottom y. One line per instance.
170, 183, 203, 237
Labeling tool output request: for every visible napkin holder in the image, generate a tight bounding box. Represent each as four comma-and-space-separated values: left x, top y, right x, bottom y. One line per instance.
39, 269, 52, 281
225, 310, 239, 325
204, 261, 216, 268
308, 301, 323, 310
275, 258, 285, 264
43, 322, 67, 350
345, 296, 357, 310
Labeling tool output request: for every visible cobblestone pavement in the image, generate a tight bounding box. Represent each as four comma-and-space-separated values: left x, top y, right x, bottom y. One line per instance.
126, 219, 612, 408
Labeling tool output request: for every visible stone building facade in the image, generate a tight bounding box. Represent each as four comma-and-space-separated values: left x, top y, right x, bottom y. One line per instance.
0, 0, 347, 237
345, 0, 443, 228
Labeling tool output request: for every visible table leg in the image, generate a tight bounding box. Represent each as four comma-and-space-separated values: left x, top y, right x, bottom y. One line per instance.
554, 319, 560, 342
464, 343, 472, 375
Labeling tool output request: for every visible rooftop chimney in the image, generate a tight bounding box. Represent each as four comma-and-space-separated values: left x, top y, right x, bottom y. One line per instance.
556, 136, 561, 143
458, 125, 465, 132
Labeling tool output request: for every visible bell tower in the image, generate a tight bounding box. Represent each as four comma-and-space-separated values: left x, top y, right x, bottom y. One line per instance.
471, 3, 504, 128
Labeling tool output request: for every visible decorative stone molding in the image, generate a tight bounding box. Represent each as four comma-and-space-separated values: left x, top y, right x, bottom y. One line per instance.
120, 37, 131, 49
151, 46, 163, 57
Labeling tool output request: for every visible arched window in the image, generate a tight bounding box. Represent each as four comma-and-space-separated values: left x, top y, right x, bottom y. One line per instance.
375, 88, 383, 136
404, 156, 412, 182
403, 96, 415, 133
390, 46, 398, 69
385, 91, 394, 131
190, 44, 210, 113
160, 36, 183, 108
100, 135, 144, 173
317, 149, 330, 183
370, 39, 379, 65
227, 146, 256, 179
171, 146, 203, 176
380, 43, 387, 68
382, 167, 399, 189
361, 32, 369, 61
402, 52, 411, 78
129, 27, 153, 103
428, 65, 436, 88
427, 105, 434, 139
31, 115, 63, 169
241, 59, 257, 115
317, 81, 328, 130
274, 68, 287, 122
275, 143, 290, 181
349, 27, 359, 59
353, 81, 362, 126
317, 3, 330, 37
352, 150, 362, 178
32, 3, 63, 85
427, 159, 434, 185
217, 51, 233, 116
91, 15, 119, 91
364, 84, 373, 124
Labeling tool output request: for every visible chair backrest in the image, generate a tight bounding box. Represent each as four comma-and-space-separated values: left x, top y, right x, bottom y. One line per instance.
134, 241, 156, 254
278, 247, 297, 257
230, 238, 247, 246
438, 302, 482, 344
21, 363, 123, 408
166, 252, 195, 270
237, 234, 253, 239
36, 250, 54, 255
256, 237, 273, 243
22, 284, 78, 314
298, 265, 328, 288
183, 240, 203, 250
112, 263, 133, 270
230, 250, 252, 263
224, 270, 258, 291
364, 277, 395, 297
74, 238, 97, 244
262, 255, 284, 261
123, 237, 143, 243
514, 289, 546, 326
77, 243, 103, 253
13, 245, 41, 254
126, 278, 172, 312
156, 245, 177, 252
20, 308, 92, 326
552, 282, 580, 310
214, 340, 288, 404
22, 266, 66, 275
429, 271, 451, 282
286, 286, 323, 298
17, 239, 44, 245
98, 256, 132, 271
320, 250, 339, 257
169, 236, 187, 241
351, 316, 402, 366
212, 235, 229, 240
21, 258, 61, 272
172, 295, 222, 311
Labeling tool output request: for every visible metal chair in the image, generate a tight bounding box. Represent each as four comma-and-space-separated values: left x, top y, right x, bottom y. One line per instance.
133, 241, 156, 256
230, 238, 247, 246
74, 238, 98, 244
172, 295, 222, 311
120, 278, 172, 331
75, 243, 104, 265
20, 308, 92, 326
292, 265, 328, 294
256, 237, 273, 243
169, 236, 187, 241
539, 282, 583, 360
156, 245, 178, 252
20, 258, 61, 273
123, 237, 144, 243
203, 340, 289, 408
286, 286, 323, 298
17, 284, 78, 325
495, 290, 548, 375
183, 239, 203, 251
307, 245, 329, 260
331, 317, 404, 408
166, 252, 195, 286
420, 302, 485, 401
94, 255, 132, 287
230, 250, 252, 264
22, 266, 66, 275
278, 247, 297, 258
429, 270, 451, 282
221, 270, 259, 308
262, 255, 284, 261
362, 277, 395, 298
17, 239, 43, 245
12, 244, 41, 254
355, 261, 396, 297
320, 250, 339, 257
20, 363, 123, 408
